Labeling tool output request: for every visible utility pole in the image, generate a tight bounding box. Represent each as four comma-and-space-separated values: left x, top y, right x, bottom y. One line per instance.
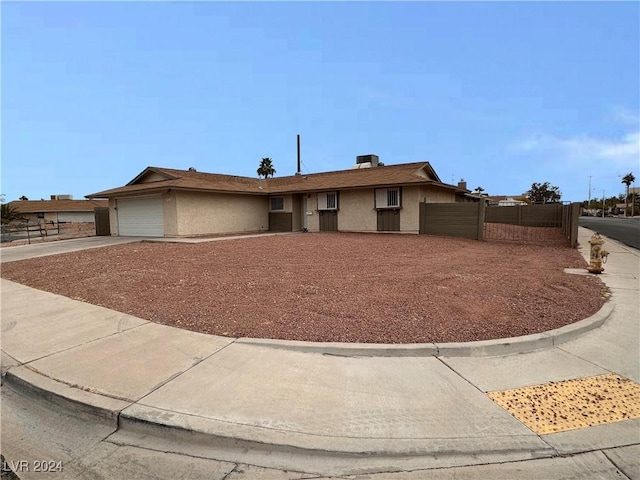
602, 189, 606, 218
588, 175, 592, 211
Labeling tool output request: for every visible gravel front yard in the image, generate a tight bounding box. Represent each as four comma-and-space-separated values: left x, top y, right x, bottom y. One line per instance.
1, 233, 607, 343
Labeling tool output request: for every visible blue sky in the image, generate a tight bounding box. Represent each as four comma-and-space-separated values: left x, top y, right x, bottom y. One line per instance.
2, 2, 638, 203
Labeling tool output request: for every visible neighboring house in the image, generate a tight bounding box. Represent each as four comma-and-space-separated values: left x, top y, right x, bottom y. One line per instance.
8, 199, 109, 223
486, 195, 530, 206
86, 155, 473, 237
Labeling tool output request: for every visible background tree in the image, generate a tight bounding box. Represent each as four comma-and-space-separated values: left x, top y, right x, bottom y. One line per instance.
19, 195, 29, 201
257, 157, 276, 178
583, 195, 622, 211
1, 204, 25, 224
526, 182, 562, 204
621, 172, 635, 216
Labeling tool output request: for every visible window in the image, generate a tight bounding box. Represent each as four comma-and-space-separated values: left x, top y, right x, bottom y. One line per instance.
317, 191, 338, 210
270, 196, 284, 211
375, 188, 401, 209
37, 212, 45, 219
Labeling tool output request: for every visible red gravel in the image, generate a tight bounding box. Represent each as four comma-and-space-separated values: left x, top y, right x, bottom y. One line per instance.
0, 233, 608, 343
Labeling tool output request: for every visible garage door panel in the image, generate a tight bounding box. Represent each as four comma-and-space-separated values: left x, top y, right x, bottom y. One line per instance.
117, 197, 164, 237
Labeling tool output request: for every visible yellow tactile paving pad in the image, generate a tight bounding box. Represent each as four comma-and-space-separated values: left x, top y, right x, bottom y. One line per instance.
487, 374, 640, 435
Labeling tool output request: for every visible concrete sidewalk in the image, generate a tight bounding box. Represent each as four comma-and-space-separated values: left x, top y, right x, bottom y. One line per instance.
1, 227, 638, 478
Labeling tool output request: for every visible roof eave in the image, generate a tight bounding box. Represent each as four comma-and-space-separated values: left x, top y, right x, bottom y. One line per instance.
85, 186, 170, 199
86, 185, 269, 199
268, 179, 437, 195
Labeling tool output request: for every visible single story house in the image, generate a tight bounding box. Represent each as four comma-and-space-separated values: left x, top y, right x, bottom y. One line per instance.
7, 199, 109, 223
86, 155, 474, 237
486, 195, 531, 206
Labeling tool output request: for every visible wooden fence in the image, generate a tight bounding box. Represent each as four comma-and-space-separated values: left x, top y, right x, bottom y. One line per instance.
1, 221, 96, 245
419, 202, 580, 247
419, 202, 485, 240
485, 203, 563, 226
1, 221, 60, 244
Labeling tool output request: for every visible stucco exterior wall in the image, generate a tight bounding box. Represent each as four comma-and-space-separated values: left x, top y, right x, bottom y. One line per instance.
323, 185, 452, 233
57, 211, 95, 223
306, 194, 319, 232
268, 194, 294, 213
163, 191, 178, 236
400, 186, 420, 232
140, 172, 167, 183
19, 213, 57, 223
337, 189, 377, 232
419, 186, 456, 203
175, 191, 268, 236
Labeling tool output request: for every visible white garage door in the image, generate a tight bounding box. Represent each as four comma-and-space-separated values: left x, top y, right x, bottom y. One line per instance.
117, 196, 164, 237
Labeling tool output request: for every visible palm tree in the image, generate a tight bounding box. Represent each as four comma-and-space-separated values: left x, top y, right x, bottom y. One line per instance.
474, 186, 485, 194
621, 172, 635, 216
1, 204, 25, 224
257, 157, 276, 178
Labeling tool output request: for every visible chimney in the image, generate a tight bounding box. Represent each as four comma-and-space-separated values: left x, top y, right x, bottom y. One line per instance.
457, 179, 467, 191
356, 154, 379, 167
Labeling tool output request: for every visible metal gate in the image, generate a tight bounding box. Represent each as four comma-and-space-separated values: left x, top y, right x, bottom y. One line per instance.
484, 204, 565, 245
377, 209, 400, 231
319, 210, 338, 231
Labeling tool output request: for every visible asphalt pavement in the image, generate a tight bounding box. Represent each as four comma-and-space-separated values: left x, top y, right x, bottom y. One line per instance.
579, 216, 640, 249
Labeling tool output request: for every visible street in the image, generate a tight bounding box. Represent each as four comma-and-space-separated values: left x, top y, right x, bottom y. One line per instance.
579, 216, 640, 250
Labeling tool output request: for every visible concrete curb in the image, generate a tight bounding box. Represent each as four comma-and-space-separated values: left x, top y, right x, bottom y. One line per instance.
234, 338, 439, 357
2, 364, 558, 476
4, 366, 128, 427
112, 404, 555, 475
237, 301, 614, 358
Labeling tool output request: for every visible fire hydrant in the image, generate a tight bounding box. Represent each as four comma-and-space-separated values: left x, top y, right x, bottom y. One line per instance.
587, 233, 609, 274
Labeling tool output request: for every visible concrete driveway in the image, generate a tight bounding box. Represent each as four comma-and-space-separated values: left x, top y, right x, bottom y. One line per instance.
0, 236, 146, 263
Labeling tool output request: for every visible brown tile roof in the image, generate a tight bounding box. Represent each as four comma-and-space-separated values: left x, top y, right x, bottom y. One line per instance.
8, 199, 108, 213
87, 168, 266, 197
265, 162, 441, 193
87, 162, 458, 198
